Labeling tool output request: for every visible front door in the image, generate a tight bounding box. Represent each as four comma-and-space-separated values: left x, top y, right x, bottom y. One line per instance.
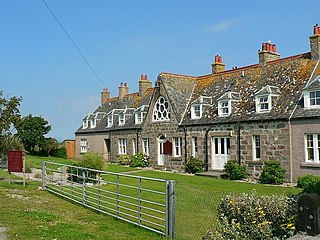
212, 137, 230, 170
158, 138, 165, 166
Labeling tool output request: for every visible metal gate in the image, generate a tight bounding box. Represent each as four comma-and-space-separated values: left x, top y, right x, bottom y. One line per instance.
42, 161, 175, 238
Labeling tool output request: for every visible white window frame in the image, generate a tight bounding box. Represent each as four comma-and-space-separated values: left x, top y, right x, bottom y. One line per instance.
191, 137, 198, 157
173, 137, 182, 157
252, 135, 261, 160
135, 112, 143, 124
80, 139, 88, 153
218, 100, 230, 116
153, 96, 171, 122
83, 120, 88, 129
119, 114, 125, 126
304, 134, 320, 163
107, 115, 113, 128
303, 90, 320, 109
90, 119, 96, 128
255, 95, 270, 113
191, 104, 202, 119
142, 138, 150, 156
118, 138, 127, 155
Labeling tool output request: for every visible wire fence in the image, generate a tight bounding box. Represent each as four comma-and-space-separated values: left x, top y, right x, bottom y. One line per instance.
42, 161, 175, 238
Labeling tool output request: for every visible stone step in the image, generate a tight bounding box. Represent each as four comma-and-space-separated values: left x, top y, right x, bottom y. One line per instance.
195, 171, 227, 179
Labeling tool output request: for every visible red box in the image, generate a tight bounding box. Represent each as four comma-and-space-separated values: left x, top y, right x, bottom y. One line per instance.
8, 150, 23, 173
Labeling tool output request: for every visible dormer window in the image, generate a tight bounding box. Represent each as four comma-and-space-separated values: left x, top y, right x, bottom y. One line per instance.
254, 86, 280, 113
218, 100, 229, 115
135, 112, 142, 124
83, 119, 88, 129
153, 96, 171, 121
191, 104, 202, 119
119, 114, 125, 126
107, 115, 113, 127
190, 95, 212, 119
217, 92, 240, 116
310, 91, 320, 106
90, 118, 97, 128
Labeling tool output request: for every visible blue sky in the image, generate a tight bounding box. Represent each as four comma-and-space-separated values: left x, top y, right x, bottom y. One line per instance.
1, 0, 319, 141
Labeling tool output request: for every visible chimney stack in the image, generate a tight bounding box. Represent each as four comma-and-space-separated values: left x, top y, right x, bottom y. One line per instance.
211, 55, 225, 74
139, 74, 152, 96
310, 23, 320, 60
258, 41, 280, 65
119, 82, 129, 99
101, 88, 110, 105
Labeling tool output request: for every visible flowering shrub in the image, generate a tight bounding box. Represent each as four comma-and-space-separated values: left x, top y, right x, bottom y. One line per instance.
129, 152, 150, 168
203, 192, 298, 240
224, 160, 248, 180
260, 160, 286, 184
186, 157, 204, 173
117, 155, 131, 165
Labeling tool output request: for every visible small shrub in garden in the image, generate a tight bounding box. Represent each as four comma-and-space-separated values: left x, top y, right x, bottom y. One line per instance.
297, 174, 320, 195
203, 192, 298, 240
129, 152, 150, 168
50, 147, 67, 159
67, 152, 104, 183
186, 157, 204, 174
224, 160, 247, 180
117, 155, 131, 165
260, 160, 285, 184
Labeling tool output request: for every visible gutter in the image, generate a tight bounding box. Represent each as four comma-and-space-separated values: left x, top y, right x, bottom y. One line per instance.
237, 121, 241, 165
204, 126, 212, 171
183, 126, 187, 164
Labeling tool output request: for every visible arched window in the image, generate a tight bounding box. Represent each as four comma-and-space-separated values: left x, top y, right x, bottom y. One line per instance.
153, 96, 171, 121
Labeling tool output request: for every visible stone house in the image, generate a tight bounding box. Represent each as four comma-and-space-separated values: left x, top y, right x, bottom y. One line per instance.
75, 24, 320, 182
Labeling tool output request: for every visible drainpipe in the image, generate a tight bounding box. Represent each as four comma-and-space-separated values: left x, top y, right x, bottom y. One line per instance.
205, 126, 212, 171
237, 122, 241, 165
183, 126, 187, 163
136, 129, 141, 153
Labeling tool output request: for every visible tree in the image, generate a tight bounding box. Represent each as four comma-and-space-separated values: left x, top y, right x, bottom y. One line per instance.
15, 114, 51, 153
42, 137, 58, 156
0, 90, 22, 135
0, 134, 24, 155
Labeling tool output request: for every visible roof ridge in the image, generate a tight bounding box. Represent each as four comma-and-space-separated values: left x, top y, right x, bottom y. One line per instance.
160, 72, 197, 79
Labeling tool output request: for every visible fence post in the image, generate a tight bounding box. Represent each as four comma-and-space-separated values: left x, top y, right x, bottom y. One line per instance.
166, 180, 175, 239
138, 178, 142, 226
42, 161, 46, 190
82, 170, 86, 205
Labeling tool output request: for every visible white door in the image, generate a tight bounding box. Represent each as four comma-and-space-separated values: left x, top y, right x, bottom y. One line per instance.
212, 137, 230, 170
158, 138, 165, 165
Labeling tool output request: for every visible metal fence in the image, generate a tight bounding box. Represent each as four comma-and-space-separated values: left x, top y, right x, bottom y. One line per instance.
42, 161, 175, 238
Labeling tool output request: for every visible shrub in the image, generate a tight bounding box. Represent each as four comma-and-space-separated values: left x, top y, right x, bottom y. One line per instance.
224, 160, 247, 180
67, 152, 104, 183
297, 174, 320, 195
50, 147, 67, 159
203, 192, 298, 240
129, 152, 150, 168
260, 160, 285, 184
186, 157, 204, 174
117, 155, 131, 165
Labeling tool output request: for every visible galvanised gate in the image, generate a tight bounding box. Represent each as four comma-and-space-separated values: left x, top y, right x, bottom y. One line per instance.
42, 161, 175, 238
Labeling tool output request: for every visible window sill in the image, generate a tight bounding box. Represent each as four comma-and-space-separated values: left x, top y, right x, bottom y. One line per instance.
300, 163, 320, 168
171, 157, 183, 161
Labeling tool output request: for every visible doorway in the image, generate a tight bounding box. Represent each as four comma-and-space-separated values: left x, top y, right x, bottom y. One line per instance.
211, 137, 230, 170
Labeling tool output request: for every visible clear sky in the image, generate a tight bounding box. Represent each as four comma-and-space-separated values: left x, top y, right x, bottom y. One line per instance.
1, 0, 319, 141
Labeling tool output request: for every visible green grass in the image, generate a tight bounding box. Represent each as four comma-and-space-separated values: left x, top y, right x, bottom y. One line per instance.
25, 155, 75, 170
1, 156, 302, 239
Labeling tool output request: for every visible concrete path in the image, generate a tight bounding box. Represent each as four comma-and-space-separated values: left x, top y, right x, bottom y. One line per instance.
0, 227, 6, 240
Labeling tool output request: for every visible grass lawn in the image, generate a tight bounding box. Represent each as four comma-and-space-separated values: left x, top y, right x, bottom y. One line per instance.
25, 155, 76, 170
1, 156, 303, 239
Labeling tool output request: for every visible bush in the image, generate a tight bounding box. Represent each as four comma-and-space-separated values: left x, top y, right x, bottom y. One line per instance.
67, 152, 104, 183
224, 160, 247, 180
186, 157, 204, 174
50, 147, 67, 159
129, 152, 150, 168
117, 155, 131, 165
203, 192, 298, 240
297, 174, 320, 195
260, 160, 285, 185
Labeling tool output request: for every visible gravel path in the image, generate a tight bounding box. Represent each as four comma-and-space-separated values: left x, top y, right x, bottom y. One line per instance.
0, 227, 6, 240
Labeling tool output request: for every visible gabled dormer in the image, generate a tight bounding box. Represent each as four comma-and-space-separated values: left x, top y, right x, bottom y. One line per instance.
217, 92, 240, 116
191, 96, 212, 119
82, 114, 92, 129
254, 85, 280, 113
90, 112, 105, 129
118, 107, 135, 126
106, 109, 122, 128
303, 75, 320, 109
134, 105, 149, 124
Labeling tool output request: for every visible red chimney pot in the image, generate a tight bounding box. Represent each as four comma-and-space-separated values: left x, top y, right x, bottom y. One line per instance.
214, 55, 219, 63
144, 75, 148, 80
140, 74, 144, 80
218, 56, 223, 63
